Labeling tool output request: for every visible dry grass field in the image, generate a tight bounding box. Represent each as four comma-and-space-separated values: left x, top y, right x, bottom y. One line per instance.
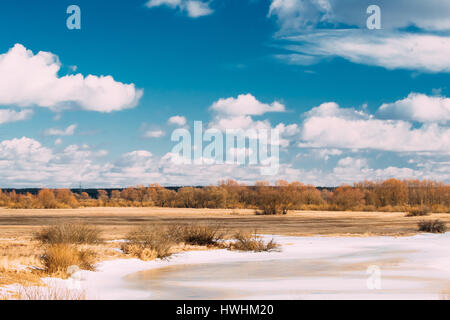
1, 207, 449, 295
1, 207, 449, 239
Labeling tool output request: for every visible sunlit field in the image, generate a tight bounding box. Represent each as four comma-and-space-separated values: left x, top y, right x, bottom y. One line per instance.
1, 204, 449, 300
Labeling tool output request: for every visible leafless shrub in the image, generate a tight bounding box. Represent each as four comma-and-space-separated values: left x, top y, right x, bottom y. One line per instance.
35, 224, 101, 245
229, 231, 279, 252
122, 226, 174, 260
418, 220, 447, 233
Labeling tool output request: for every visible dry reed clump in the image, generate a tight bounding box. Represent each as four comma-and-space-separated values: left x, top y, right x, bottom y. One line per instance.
41, 244, 96, 276
168, 224, 225, 246
35, 224, 102, 245
418, 220, 447, 233
405, 207, 432, 217
229, 231, 279, 252
121, 226, 174, 261
17, 285, 86, 300
255, 208, 287, 215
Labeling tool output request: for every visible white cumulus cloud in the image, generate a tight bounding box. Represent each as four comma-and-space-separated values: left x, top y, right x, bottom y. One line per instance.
299, 102, 450, 153
377, 93, 450, 123
168, 115, 187, 126
0, 44, 143, 112
208, 94, 297, 147
210, 93, 285, 116
0, 137, 53, 163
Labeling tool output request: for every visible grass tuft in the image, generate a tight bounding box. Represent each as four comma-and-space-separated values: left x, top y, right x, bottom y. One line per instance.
121, 226, 174, 260
229, 231, 279, 252
41, 244, 96, 276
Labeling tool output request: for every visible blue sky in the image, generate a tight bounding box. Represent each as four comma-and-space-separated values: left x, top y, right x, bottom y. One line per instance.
0, 0, 449, 187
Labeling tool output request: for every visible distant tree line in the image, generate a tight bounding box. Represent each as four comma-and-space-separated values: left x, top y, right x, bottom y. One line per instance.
1, 179, 449, 213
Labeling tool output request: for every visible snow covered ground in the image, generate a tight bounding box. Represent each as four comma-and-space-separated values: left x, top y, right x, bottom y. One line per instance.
12, 233, 450, 300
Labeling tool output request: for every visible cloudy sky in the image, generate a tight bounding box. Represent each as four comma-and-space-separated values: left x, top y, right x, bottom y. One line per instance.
0, 0, 449, 187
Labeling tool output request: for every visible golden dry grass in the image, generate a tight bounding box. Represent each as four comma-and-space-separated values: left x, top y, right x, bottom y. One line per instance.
121, 226, 174, 261
0, 240, 43, 287
0, 238, 124, 288
41, 244, 96, 276
35, 224, 101, 245
2, 207, 450, 239
229, 231, 279, 252
121, 224, 227, 261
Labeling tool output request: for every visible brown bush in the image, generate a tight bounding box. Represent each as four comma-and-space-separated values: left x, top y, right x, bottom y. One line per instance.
35, 224, 101, 245
229, 231, 279, 252
406, 207, 432, 217
122, 226, 174, 260
418, 220, 447, 233
168, 224, 224, 246
41, 244, 95, 276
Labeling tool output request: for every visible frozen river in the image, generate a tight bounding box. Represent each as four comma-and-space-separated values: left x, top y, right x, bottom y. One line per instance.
39, 233, 450, 300
120, 233, 450, 300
